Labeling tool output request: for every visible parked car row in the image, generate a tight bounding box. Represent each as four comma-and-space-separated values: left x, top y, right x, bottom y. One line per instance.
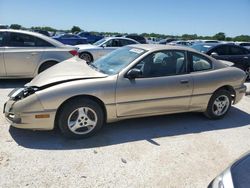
1, 29, 249, 81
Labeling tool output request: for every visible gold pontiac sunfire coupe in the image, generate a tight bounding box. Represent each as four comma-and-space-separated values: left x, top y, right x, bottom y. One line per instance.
4, 44, 247, 138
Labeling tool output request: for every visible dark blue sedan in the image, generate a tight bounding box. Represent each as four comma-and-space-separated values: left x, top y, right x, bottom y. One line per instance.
77, 31, 103, 44
53, 34, 88, 45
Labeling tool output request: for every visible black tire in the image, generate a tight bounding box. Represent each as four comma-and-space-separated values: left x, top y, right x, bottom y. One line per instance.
38, 61, 57, 73
79, 52, 93, 63
245, 66, 250, 81
57, 98, 104, 139
204, 89, 232, 119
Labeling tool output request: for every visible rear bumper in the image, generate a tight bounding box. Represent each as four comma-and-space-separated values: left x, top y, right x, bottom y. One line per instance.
234, 85, 247, 104
4, 99, 56, 130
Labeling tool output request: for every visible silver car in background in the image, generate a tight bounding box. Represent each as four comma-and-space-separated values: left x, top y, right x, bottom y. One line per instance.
209, 152, 250, 188
4, 44, 246, 139
0, 29, 78, 78
76, 37, 139, 63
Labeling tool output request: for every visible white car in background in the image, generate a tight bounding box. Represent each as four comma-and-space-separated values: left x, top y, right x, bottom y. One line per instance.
0, 29, 78, 78
76, 37, 139, 63
235, 42, 250, 49
168, 40, 191, 46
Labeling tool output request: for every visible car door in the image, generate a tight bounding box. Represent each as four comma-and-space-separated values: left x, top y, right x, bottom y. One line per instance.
208, 45, 230, 61
227, 45, 250, 70
97, 39, 121, 58
188, 52, 215, 110
0, 32, 6, 76
116, 50, 193, 117
4, 32, 44, 76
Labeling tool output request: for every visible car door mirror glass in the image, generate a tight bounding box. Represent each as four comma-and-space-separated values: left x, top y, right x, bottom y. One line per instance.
101, 43, 107, 48
126, 68, 142, 79
211, 52, 219, 57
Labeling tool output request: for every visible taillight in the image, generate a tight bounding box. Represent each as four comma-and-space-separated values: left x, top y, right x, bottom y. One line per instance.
69, 50, 78, 56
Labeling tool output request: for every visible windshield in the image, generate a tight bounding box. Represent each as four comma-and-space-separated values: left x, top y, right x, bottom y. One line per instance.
91, 46, 146, 75
191, 43, 216, 53
93, 38, 108, 46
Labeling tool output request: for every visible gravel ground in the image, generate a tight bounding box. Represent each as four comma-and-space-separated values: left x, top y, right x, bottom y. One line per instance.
0, 80, 249, 188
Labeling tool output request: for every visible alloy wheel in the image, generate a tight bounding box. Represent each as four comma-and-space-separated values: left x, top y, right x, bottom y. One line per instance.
212, 95, 230, 116
67, 107, 98, 135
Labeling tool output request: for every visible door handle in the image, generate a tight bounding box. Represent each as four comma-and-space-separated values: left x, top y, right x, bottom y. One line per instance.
180, 80, 189, 84
30, 52, 38, 55
243, 56, 249, 59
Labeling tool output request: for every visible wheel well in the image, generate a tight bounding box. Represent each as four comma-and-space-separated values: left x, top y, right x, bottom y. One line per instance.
214, 85, 236, 100
38, 61, 58, 73
79, 51, 93, 61
54, 95, 107, 129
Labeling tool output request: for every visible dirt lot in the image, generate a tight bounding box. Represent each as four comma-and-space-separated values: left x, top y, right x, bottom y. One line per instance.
0, 80, 250, 188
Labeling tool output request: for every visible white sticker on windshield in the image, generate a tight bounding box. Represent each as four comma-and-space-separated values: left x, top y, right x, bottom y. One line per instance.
129, 48, 144, 54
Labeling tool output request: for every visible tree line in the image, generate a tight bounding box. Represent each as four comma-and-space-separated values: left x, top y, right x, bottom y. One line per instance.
8, 24, 250, 42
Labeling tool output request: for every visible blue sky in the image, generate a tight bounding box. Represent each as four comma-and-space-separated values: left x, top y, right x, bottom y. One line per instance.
0, 0, 249, 37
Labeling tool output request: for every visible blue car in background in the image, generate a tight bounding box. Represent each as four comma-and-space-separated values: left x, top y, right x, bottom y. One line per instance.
77, 31, 103, 43
53, 34, 88, 45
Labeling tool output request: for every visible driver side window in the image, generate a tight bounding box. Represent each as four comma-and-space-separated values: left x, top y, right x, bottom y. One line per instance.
134, 50, 187, 78
105, 39, 121, 47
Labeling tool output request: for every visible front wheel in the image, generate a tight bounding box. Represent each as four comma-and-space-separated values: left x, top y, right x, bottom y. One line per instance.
79, 52, 93, 64
38, 61, 57, 74
204, 90, 232, 119
58, 98, 104, 139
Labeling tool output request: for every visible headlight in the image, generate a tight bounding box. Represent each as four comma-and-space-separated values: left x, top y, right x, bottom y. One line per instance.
23, 87, 39, 98
218, 180, 224, 188
9, 87, 39, 100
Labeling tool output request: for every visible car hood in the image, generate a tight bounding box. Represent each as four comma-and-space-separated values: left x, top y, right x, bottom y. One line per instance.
26, 57, 107, 88
75, 44, 101, 50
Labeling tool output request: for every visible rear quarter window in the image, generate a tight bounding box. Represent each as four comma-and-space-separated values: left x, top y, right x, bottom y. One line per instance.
35, 38, 54, 47
229, 46, 247, 55
190, 52, 212, 72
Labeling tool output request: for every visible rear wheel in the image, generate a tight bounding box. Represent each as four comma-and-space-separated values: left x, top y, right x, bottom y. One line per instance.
57, 98, 104, 139
204, 90, 232, 119
79, 52, 93, 63
38, 61, 57, 73
245, 66, 250, 80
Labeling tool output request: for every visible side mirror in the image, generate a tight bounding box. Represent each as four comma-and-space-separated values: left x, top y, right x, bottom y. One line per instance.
126, 68, 142, 79
211, 52, 219, 57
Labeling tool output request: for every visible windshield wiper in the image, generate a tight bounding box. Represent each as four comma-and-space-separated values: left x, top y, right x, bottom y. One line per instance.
89, 63, 98, 70
88, 64, 106, 74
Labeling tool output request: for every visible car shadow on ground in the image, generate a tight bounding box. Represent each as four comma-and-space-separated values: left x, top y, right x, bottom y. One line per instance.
9, 107, 250, 150
0, 79, 32, 88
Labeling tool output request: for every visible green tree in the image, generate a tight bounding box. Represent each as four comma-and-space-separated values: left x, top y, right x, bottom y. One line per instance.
71, 26, 81, 33
31, 26, 57, 32
213, 32, 226, 41
182, 34, 198, 40
10, 24, 22, 30
233, 35, 250, 42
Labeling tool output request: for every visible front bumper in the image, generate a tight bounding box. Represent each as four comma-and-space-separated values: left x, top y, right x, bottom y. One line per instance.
234, 85, 247, 104
4, 94, 56, 130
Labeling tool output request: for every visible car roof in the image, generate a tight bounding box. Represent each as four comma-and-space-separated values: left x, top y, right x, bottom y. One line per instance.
129, 44, 197, 52
104, 37, 139, 43
203, 43, 249, 49
0, 29, 65, 47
